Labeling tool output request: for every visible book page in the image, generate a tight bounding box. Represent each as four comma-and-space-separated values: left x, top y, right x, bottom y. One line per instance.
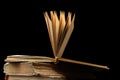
57, 14, 75, 58
44, 11, 75, 59
44, 12, 56, 57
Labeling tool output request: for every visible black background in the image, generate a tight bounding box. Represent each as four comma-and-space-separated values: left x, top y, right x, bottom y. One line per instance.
0, 0, 114, 79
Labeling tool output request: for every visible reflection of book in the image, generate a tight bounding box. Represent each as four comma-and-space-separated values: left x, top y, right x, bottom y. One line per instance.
44, 11, 109, 70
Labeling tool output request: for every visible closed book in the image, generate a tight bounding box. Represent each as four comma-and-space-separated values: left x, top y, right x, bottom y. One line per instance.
4, 62, 96, 79
4, 62, 64, 77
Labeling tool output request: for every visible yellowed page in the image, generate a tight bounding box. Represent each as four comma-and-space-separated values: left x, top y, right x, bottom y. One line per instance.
54, 11, 60, 53
57, 14, 75, 58
57, 11, 66, 53
44, 12, 56, 57
50, 11, 58, 57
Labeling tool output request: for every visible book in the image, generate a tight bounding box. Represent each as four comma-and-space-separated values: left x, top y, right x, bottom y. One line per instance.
4, 55, 65, 80
43, 11, 109, 70
44, 11, 75, 59
4, 56, 96, 80
5, 54, 109, 69
4, 10, 109, 80
4, 62, 64, 77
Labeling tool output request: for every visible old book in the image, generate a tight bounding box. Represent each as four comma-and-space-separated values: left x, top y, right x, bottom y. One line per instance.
4, 11, 109, 71
4, 10, 109, 80
4, 62, 64, 77
43, 11, 109, 70
44, 11, 75, 58
4, 59, 96, 80
5, 54, 109, 70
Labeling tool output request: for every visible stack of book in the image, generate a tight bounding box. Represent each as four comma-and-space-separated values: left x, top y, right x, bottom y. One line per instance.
3, 11, 109, 80
4, 55, 65, 80
4, 55, 97, 80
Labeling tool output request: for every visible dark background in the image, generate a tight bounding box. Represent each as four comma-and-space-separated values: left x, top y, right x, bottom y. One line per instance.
0, 0, 113, 79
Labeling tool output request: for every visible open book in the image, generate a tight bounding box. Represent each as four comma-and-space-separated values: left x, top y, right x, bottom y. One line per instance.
5, 11, 109, 70
44, 11, 75, 59
43, 11, 109, 70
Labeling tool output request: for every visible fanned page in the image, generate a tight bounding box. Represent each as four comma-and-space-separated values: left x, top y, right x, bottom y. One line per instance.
44, 12, 56, 57
44, 11, 109, 70
44, 11, 75, 58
